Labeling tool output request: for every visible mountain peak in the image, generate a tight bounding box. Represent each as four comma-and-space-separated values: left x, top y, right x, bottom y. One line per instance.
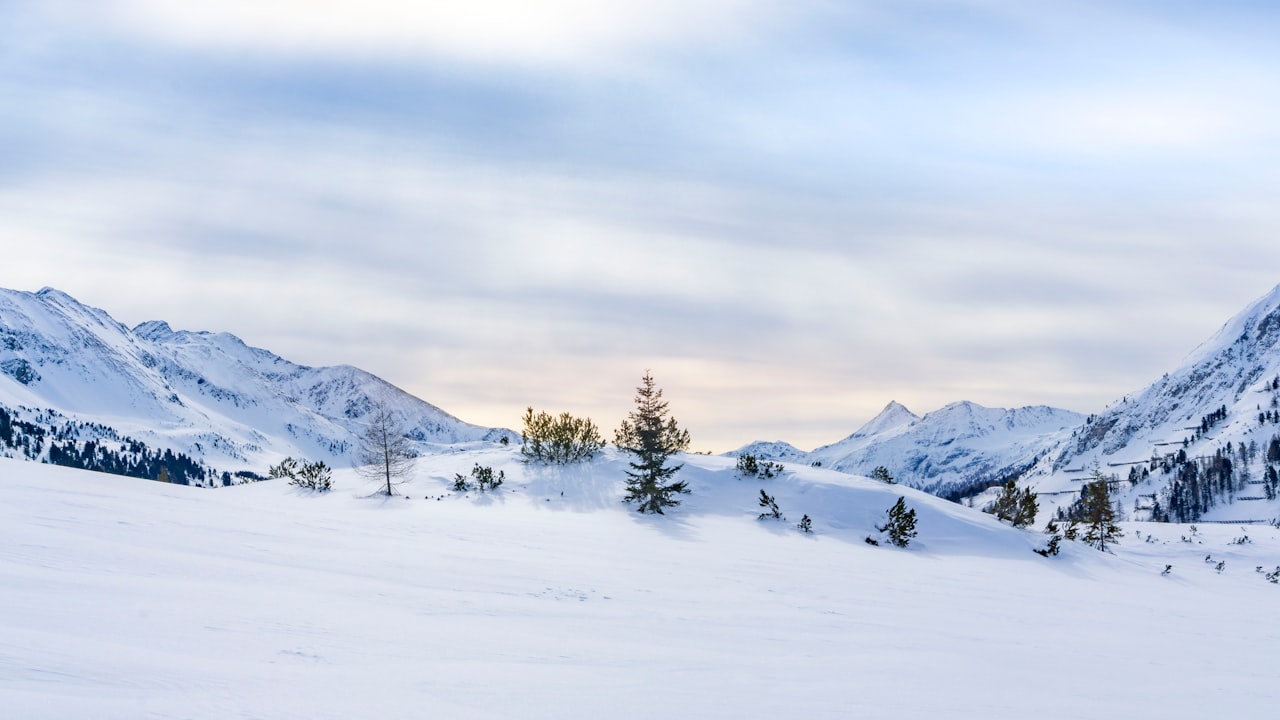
133, 320, 174, 340
853, 400, 920, 438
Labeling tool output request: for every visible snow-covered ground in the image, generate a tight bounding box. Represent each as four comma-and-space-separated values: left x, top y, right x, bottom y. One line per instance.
2, 451, 1277, 719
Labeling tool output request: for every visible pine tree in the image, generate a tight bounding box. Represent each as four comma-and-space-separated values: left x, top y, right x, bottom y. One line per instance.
877, 496, 918, 547
1079, 473, 1123, 552
797, 514, 813, 533
871, 466, 894, 484
987, 479, 1038, 528
1035, 520, 1062, 557
614, 371, 692, 514
757, 489, 782, 520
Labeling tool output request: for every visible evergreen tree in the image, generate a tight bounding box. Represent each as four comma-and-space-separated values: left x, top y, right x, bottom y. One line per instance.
877, 496, 918, 547
871, 466, 895, 484
1079, 473, 1123, 551
797, 514, 813, 533
1035, 520, 1063, 557
987, 479, 1039, 528
757, 489, 782, 520
614, 371, 692, 514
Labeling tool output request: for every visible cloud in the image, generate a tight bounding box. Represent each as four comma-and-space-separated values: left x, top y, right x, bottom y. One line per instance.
44, 0, 780, 68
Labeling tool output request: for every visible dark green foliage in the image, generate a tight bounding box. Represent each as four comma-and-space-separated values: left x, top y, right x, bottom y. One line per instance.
454, 463, 505, 493
6, 403, 215, 486
871, 466, 894, 484
615, 372, 691, 514
1034, 520, 1063, 557
864, 536, 880, 546
269, 457, 333, 492
520, 407, 604, 464
736, 453, 783, 479
987, 479, 1038, 528
797, 514, 813, 533
1078, 473, 1123, 552
757, 489, 782, 520
876, 496, 918, 547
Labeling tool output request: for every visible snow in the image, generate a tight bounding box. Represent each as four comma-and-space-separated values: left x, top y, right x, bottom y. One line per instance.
3, 453, 1277, 718
0, 286, 514, 474
738, 400, 1083, 496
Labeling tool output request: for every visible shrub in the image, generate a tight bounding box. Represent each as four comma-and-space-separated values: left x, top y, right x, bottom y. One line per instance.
737, 453, 783, 479
757, 489, 782, 520
797, 514, 813, 533
454, 463, 505, 493
269, 456, 333, 492
521, 407, 604, 464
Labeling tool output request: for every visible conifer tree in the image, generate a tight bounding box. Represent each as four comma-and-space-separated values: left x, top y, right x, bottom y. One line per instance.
614, 371, 691, 514
797, 514, 813, 533
1079, 473, 1123, 551
871, 466, 895, 484
877, 496, 918, 547
987, 479, 1039, 528
757, 489, 782, 520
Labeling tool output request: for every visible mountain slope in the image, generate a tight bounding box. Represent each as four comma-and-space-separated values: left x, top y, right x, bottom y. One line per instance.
732, 400, 1083, 498
1030, 282, 1280, 522
0, 287, 514, 480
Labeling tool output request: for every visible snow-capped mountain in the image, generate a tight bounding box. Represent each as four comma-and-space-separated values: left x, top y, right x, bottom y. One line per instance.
732, 400, 1082, 498
0, 287, 514, 483
1028, 282, 1280, 522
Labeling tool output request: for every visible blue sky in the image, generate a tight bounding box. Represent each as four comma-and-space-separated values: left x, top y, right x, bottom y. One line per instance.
3, 1, 1280, 450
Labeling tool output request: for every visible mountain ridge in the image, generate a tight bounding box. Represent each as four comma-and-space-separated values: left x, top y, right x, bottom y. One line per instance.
0, 286, 515, 483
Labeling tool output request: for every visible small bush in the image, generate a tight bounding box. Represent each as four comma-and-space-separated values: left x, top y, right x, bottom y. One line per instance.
521, 408, 604, 464
737, 453, 783, 479
454, 463, 505, 493
797, 514, 813, 534
757, 489, 782, 520
269, 456, 333, 492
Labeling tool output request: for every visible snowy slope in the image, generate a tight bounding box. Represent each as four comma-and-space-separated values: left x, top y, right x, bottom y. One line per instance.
0, 287, 514, 477
733, 400, 1082, 498
1029, 282, 1280, 522
2, 454, 1276, 719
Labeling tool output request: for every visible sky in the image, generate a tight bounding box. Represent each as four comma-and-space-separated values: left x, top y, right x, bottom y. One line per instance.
3, 1, 1280, 452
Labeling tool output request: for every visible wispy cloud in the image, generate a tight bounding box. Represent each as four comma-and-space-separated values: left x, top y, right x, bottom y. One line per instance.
3, 0, 1280, 449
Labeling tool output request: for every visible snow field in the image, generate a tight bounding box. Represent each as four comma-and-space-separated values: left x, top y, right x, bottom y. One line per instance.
2, 451, 1278, 719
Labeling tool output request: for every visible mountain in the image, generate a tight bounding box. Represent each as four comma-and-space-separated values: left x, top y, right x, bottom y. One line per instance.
735, 400, 1083, 497
1028, 283, 1280, 522
0, 287, 515, 484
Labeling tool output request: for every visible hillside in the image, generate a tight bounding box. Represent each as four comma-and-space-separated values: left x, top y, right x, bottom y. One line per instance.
0, 287, 514, 484
733, 400, 1083, 499
1028, 283, 1280, 523
2, 453, 1277, 718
